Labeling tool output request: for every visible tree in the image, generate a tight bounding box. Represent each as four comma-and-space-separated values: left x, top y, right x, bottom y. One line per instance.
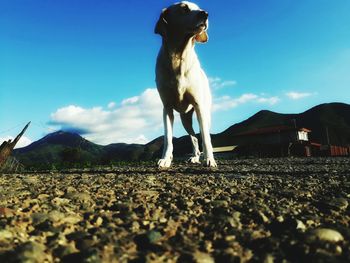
61, 147, 81, 164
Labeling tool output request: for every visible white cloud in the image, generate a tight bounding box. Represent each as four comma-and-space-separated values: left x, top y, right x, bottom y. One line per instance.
121, 96, 139, 105
209, 77, 237, 90
50, 85, 280, 144
0, 136, 32, 149
50, 88, 163, 145
133, 135, 149, 144
235, 93, 258, 104
286, 91, 312, 100
107, 102, 116, 109
213, 93, 279, 112
257, 96, 280, 105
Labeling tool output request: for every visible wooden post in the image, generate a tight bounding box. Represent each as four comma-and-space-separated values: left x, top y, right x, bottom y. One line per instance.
0, 122, 30, 168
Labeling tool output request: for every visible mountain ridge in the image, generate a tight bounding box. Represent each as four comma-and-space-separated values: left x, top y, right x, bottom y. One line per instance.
14, 102, 350, 168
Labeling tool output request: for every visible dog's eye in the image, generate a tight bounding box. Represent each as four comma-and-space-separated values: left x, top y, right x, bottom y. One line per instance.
180, 4, 190, 13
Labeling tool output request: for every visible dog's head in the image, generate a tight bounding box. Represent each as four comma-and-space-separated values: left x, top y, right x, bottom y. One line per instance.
155, 1, 209, 43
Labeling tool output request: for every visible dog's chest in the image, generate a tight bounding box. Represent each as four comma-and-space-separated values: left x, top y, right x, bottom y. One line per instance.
173, 75, 189, 96
156, 49, 200, 111
159, 73, 194, 112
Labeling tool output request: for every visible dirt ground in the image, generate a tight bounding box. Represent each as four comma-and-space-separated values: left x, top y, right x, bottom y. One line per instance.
0, 157, 349, 262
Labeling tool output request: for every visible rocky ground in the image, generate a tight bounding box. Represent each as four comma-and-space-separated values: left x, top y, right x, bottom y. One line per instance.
0, 157, 349, 263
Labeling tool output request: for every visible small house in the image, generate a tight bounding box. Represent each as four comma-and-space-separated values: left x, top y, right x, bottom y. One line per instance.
231, 126, 312, 157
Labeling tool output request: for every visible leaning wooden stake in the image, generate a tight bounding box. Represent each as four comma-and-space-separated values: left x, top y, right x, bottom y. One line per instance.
0, 122, 30, 168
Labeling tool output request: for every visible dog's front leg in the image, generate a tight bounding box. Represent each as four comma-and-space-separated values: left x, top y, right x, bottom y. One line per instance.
158, 108, 174, 168
195, 107, 217, 167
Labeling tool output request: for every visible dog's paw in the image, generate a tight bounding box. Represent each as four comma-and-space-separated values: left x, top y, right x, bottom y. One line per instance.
158, 157, 172, 168
187, 156, 201, 164
204, 157, 217, 168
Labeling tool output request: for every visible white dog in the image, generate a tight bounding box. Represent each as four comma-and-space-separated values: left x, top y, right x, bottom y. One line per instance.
155, 1, 217, 168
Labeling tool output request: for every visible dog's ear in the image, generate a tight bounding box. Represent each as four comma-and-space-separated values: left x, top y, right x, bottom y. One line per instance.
154, 8, 168, 37
195, 31, 208, 43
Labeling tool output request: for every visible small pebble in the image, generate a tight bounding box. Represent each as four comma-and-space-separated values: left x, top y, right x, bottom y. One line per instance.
306, 228, 344, 243
193, 251, 214, 263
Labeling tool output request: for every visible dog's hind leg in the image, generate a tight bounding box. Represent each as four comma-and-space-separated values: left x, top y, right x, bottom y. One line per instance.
180, 109, 201, 164
194, 106, 217, 167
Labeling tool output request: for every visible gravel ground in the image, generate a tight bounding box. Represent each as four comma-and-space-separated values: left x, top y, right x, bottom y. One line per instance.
0, 157, 349, 263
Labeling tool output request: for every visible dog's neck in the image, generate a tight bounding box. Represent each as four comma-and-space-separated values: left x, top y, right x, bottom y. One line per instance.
162, 35, 197, 75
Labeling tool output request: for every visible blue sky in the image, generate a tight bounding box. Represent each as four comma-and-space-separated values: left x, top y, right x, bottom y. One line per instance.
1, 0, 350, 147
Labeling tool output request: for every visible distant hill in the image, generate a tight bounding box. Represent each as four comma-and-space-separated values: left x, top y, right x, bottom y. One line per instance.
14, 131, 104, 168
14, 102, 350, 168
212, 102, 350, 146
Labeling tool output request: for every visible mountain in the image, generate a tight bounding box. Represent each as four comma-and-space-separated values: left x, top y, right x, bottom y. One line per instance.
14, 131, 104, 169
297, 103, 350, 145
13, 102, 350, 168
212, 102, 350, 146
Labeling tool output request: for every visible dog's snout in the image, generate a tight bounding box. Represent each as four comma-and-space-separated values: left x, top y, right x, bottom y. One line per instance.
198, 10, 208, 19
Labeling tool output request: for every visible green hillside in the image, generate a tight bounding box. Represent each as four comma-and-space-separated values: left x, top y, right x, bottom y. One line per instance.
13, 102, 350, 169
213, 102, 350, 146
